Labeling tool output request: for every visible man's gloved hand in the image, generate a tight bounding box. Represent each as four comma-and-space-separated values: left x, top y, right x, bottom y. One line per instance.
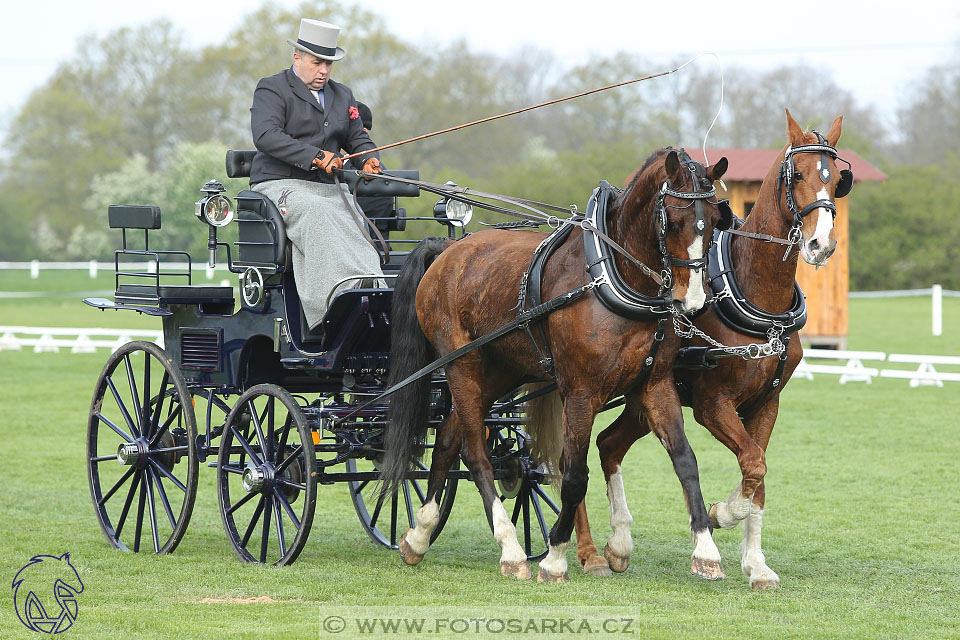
313, 150, 343, 174
361, 157, 382, 175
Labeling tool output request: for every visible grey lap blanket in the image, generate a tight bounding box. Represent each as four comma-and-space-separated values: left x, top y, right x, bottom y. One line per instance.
254, 179, 385, 329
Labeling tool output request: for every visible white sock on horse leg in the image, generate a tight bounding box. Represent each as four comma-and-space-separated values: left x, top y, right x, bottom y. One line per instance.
606, 467, 634, 558
404, 500, 439, 556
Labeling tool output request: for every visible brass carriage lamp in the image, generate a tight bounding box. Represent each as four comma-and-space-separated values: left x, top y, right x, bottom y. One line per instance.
195, 180, 235, 268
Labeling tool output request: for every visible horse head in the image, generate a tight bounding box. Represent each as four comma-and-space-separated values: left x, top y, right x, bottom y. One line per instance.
657, 149, 730, 313
782, 108, 848, 267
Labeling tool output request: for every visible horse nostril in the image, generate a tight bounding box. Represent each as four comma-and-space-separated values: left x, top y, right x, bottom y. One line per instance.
808, 239, 820, 253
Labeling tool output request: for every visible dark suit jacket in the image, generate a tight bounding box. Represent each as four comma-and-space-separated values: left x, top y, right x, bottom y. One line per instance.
249, 68, 379, 185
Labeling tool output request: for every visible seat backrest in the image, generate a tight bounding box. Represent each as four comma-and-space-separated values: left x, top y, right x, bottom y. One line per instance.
226, 150, 256, 179
108, 205, 161, 229
235, 190, 288, 270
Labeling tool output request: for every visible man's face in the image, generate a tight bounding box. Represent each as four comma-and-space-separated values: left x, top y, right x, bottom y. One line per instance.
293, 51, 333, 90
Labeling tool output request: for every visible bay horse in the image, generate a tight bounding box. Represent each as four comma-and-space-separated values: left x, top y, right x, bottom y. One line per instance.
380, 148, 731, 581
572, 109, 850, 587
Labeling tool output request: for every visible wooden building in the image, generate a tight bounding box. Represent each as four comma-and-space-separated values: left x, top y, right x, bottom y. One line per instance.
695, 148, 886, 349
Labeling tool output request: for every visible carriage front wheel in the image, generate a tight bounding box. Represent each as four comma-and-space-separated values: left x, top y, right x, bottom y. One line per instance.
87, 340, 199, 554
217, 384, 317, 565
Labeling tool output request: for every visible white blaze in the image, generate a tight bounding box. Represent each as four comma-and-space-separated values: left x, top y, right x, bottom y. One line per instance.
801, 187, 835, 265
682, 235, 706, 312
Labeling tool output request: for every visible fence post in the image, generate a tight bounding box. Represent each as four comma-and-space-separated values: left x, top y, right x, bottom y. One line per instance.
932, 284, 942, 337
89, 260, 98, 279
30, 260, 39, 279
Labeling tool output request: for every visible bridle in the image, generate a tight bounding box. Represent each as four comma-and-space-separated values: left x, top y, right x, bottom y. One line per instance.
653, 150, 725, 293
720, 132, 854, 259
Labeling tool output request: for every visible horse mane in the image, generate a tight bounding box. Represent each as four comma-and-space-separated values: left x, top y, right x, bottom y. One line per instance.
613, 147, 672, 213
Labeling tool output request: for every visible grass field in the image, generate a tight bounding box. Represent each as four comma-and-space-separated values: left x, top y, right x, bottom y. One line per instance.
1, 271, 959, 639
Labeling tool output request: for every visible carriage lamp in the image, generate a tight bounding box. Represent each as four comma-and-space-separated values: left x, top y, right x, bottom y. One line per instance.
195, 180, 234, 268
433, 183, 473, 238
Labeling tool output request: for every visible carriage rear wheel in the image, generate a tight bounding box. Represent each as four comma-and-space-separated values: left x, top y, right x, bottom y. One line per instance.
87, 340, 198, 554
217, 384, 317, 565
346, 431, 458, 549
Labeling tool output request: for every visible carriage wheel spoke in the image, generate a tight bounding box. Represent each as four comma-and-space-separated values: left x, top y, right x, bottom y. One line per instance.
133, 478, 147, 553
123, 354, 144, 437
510, 491, 524, 522
149, 458, 187, 493
522, 487, 532, 557
353, 479, 370, 495
230, 424, 263, 466
275, 444, 304, 475
532, 483, 560, 514
260, 493, 273, 563
149, 371, 170, 436
96, 410, 134, 444
275, 478, 306, 492
151, 467, 178, 529
248, 399, 269, 458
530, 491, 551, 544
145, 468, 161, 553
91, 454, 118, 463
140, 352, 151, 438
266, 398, 276, 461
149, 402, 183, 448
390, 490, 399, 546
114, 470, 142, 539
402, 480, 416, 531
410, 478, 427, 505
369, 490, 387, 530
240, 495, 265, 549
275, 490, 301, 529
226, 489, 258, 516
273, 494, 287, 557
98, 466, 136, 506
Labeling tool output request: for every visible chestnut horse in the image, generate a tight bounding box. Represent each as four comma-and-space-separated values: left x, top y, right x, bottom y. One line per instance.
380, 148, 731, 581
572, 109, 850, 587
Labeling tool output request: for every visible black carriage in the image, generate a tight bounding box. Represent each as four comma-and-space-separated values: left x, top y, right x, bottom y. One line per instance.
83, 151, 560, 565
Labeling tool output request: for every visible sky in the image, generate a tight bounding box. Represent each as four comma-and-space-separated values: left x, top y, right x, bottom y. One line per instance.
2, 0, 959, 133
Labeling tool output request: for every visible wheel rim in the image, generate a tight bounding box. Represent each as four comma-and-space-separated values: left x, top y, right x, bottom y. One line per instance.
217, 384, 316, 565
87, 341, 198, 554
346, 433, 458, 549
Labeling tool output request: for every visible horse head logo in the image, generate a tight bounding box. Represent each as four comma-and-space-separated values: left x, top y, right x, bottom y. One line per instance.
12, 553, 84, 634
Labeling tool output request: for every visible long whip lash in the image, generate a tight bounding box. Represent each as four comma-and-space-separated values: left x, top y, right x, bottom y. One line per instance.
341, 58, 701, 162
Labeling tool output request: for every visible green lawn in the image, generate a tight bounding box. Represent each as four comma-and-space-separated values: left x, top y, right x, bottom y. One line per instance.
0, 272, 958, 639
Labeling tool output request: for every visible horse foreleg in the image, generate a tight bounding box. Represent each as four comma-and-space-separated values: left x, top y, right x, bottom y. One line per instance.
642, 380, 724, 581
538, 400, 594, 583
738, 400, 781, 589
398, 411, 463, 566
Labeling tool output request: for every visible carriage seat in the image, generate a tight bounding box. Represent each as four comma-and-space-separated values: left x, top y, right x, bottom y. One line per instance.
107, 205, 234, 308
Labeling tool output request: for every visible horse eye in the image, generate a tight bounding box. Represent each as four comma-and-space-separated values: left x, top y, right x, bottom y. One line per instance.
793, 171, 803, 181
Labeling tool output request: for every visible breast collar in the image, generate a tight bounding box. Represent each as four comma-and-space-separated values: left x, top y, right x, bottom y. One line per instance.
583, 182, 675, 321
707, 226, 807, 338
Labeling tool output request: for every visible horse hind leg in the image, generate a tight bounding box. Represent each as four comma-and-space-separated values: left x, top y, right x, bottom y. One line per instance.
740, 484, 779, 589
398, 410, 463, 565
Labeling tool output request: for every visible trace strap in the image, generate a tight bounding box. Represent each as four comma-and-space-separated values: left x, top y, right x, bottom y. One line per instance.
330, 277, 602, 426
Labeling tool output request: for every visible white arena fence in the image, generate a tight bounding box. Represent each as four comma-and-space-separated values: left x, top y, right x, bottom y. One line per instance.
0, 326, 164, 353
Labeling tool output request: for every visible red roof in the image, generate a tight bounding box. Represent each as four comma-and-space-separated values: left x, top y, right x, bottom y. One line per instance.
684, 148, 887, 182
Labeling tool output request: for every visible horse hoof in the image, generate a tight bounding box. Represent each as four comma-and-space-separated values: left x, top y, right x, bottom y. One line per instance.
500, 560, 532, 580
603, 543, 630, 573
398, 533, 424, 566
751, 578, 780, 590
708, 503, 721, 529
582, 556, 613, 577
691, 556, 725, 581
537, 567, 569, 583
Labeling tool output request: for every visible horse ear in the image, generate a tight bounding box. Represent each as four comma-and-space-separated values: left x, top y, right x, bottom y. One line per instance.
825, 114, 843, 147
785, 108, 805, 145
665, 150, 681, 180
707, 156, 728, 182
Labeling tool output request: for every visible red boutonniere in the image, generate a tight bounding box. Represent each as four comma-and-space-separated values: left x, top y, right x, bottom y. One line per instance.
348, 106, 359, 120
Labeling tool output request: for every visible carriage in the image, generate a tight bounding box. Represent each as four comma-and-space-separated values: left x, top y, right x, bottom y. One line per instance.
83, 151, 561, 566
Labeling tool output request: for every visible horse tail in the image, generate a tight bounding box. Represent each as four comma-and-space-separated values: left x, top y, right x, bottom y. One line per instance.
379, 236, 454, 497
522, 383, 565, 491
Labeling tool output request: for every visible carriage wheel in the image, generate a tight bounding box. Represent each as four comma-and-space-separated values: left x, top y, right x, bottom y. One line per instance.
489, 426, 560, 562
87, 340, 198, 554
346, 431, 458, 548
217, 384, 317, 565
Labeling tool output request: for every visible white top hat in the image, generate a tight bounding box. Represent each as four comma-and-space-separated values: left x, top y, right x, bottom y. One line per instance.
287, 19, 345, 61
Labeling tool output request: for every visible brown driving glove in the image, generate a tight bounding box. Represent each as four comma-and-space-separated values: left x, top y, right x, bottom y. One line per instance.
313, 151, 343, 174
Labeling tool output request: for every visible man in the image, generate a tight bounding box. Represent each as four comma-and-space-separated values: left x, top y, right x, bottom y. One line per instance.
250, 18, 384, 330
